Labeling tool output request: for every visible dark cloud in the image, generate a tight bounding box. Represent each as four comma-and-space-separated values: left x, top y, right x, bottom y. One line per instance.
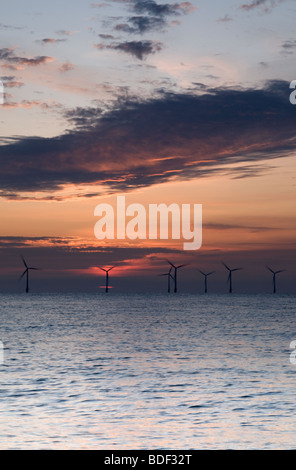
98, 0, 196, 53
98, 33, 116, 39
0, 48, 54, 67
36, 38, 67, 45
95, 39, 163, 59
115, 16, 166, 34
131, 0, 196, 17
0, 80, 295, 200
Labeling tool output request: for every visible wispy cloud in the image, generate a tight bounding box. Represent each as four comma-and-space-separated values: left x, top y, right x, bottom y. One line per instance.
2, 99, 62, 110
217, 14, 233, 22
0, 76, 24, 88
240, 0, 286, 13
59, 62, 75, 72
36, 38, 67, 45
55, 29, 78, 36
281, 39, 296, 55
0, 80, 295, 200
0, 23, 25, 31
0, 48, 54, 69
91, 2, 110, 7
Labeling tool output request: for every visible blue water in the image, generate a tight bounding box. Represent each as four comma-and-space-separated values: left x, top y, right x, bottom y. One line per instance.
0, 293, 295, 449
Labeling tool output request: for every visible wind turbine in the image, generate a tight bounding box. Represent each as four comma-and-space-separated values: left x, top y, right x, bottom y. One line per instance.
99, 266, 115, 293
266, 266, 285, 294
166, 260, 186, 293
19, 256, 39, 293
198, 270, 215, 293
159, 267, 174, 293
222, 262, 243, 293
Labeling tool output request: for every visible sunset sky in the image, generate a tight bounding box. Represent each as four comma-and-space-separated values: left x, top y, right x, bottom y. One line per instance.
0, 0, 295, 293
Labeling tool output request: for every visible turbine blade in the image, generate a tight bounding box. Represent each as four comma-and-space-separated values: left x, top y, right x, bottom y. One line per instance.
232, 268, 243, 272
166, 260, 175, 268
19, 269, 27, 281
98, 267, 107, 272
21, 256, 28, 268
207, 271, 215, 276
29, 267, 39, 270
266, 265, 275, 274
222, 262, 230, 271
275, 270, 285, 274
107, 266, 115, 272
198, 270, 206, 276
176, 264, 186, 269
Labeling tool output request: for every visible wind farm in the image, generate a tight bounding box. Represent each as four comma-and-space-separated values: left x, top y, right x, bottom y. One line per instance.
12, 256, 290, 294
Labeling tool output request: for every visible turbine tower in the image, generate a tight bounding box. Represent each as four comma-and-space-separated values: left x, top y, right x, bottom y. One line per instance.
222, 262, 242, 293
159, 267, 174, 293
166, 260, 186, 293
198, 270, 215, 293
266, 266, 285, 294
99, 266, 115, 293
19, 256, 39, 293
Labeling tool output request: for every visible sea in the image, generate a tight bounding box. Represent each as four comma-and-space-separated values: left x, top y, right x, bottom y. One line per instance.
0, 292, 295, 450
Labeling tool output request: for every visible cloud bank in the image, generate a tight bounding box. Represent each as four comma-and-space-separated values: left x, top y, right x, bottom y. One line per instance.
0, 80, 295, 200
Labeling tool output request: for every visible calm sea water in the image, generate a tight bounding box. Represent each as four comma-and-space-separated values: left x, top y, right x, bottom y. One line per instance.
0, 292, 295, 450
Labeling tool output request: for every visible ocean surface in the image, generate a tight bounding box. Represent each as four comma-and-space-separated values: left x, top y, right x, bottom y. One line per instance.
0, 292, 296, 450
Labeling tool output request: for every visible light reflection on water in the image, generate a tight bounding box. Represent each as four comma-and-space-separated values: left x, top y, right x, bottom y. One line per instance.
0, 293, 295, 449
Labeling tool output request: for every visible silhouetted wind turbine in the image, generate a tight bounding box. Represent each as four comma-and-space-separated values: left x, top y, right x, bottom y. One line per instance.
222, 262, 243, 293
99, 266, 115, 292
198, 270, 215, 293
159, 267, 174, 293
266, 266, 285, 294
166, 260, 186, 293
19, 256, 39, 293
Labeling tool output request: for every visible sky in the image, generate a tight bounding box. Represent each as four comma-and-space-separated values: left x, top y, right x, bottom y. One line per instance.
0, 0, 295, 293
